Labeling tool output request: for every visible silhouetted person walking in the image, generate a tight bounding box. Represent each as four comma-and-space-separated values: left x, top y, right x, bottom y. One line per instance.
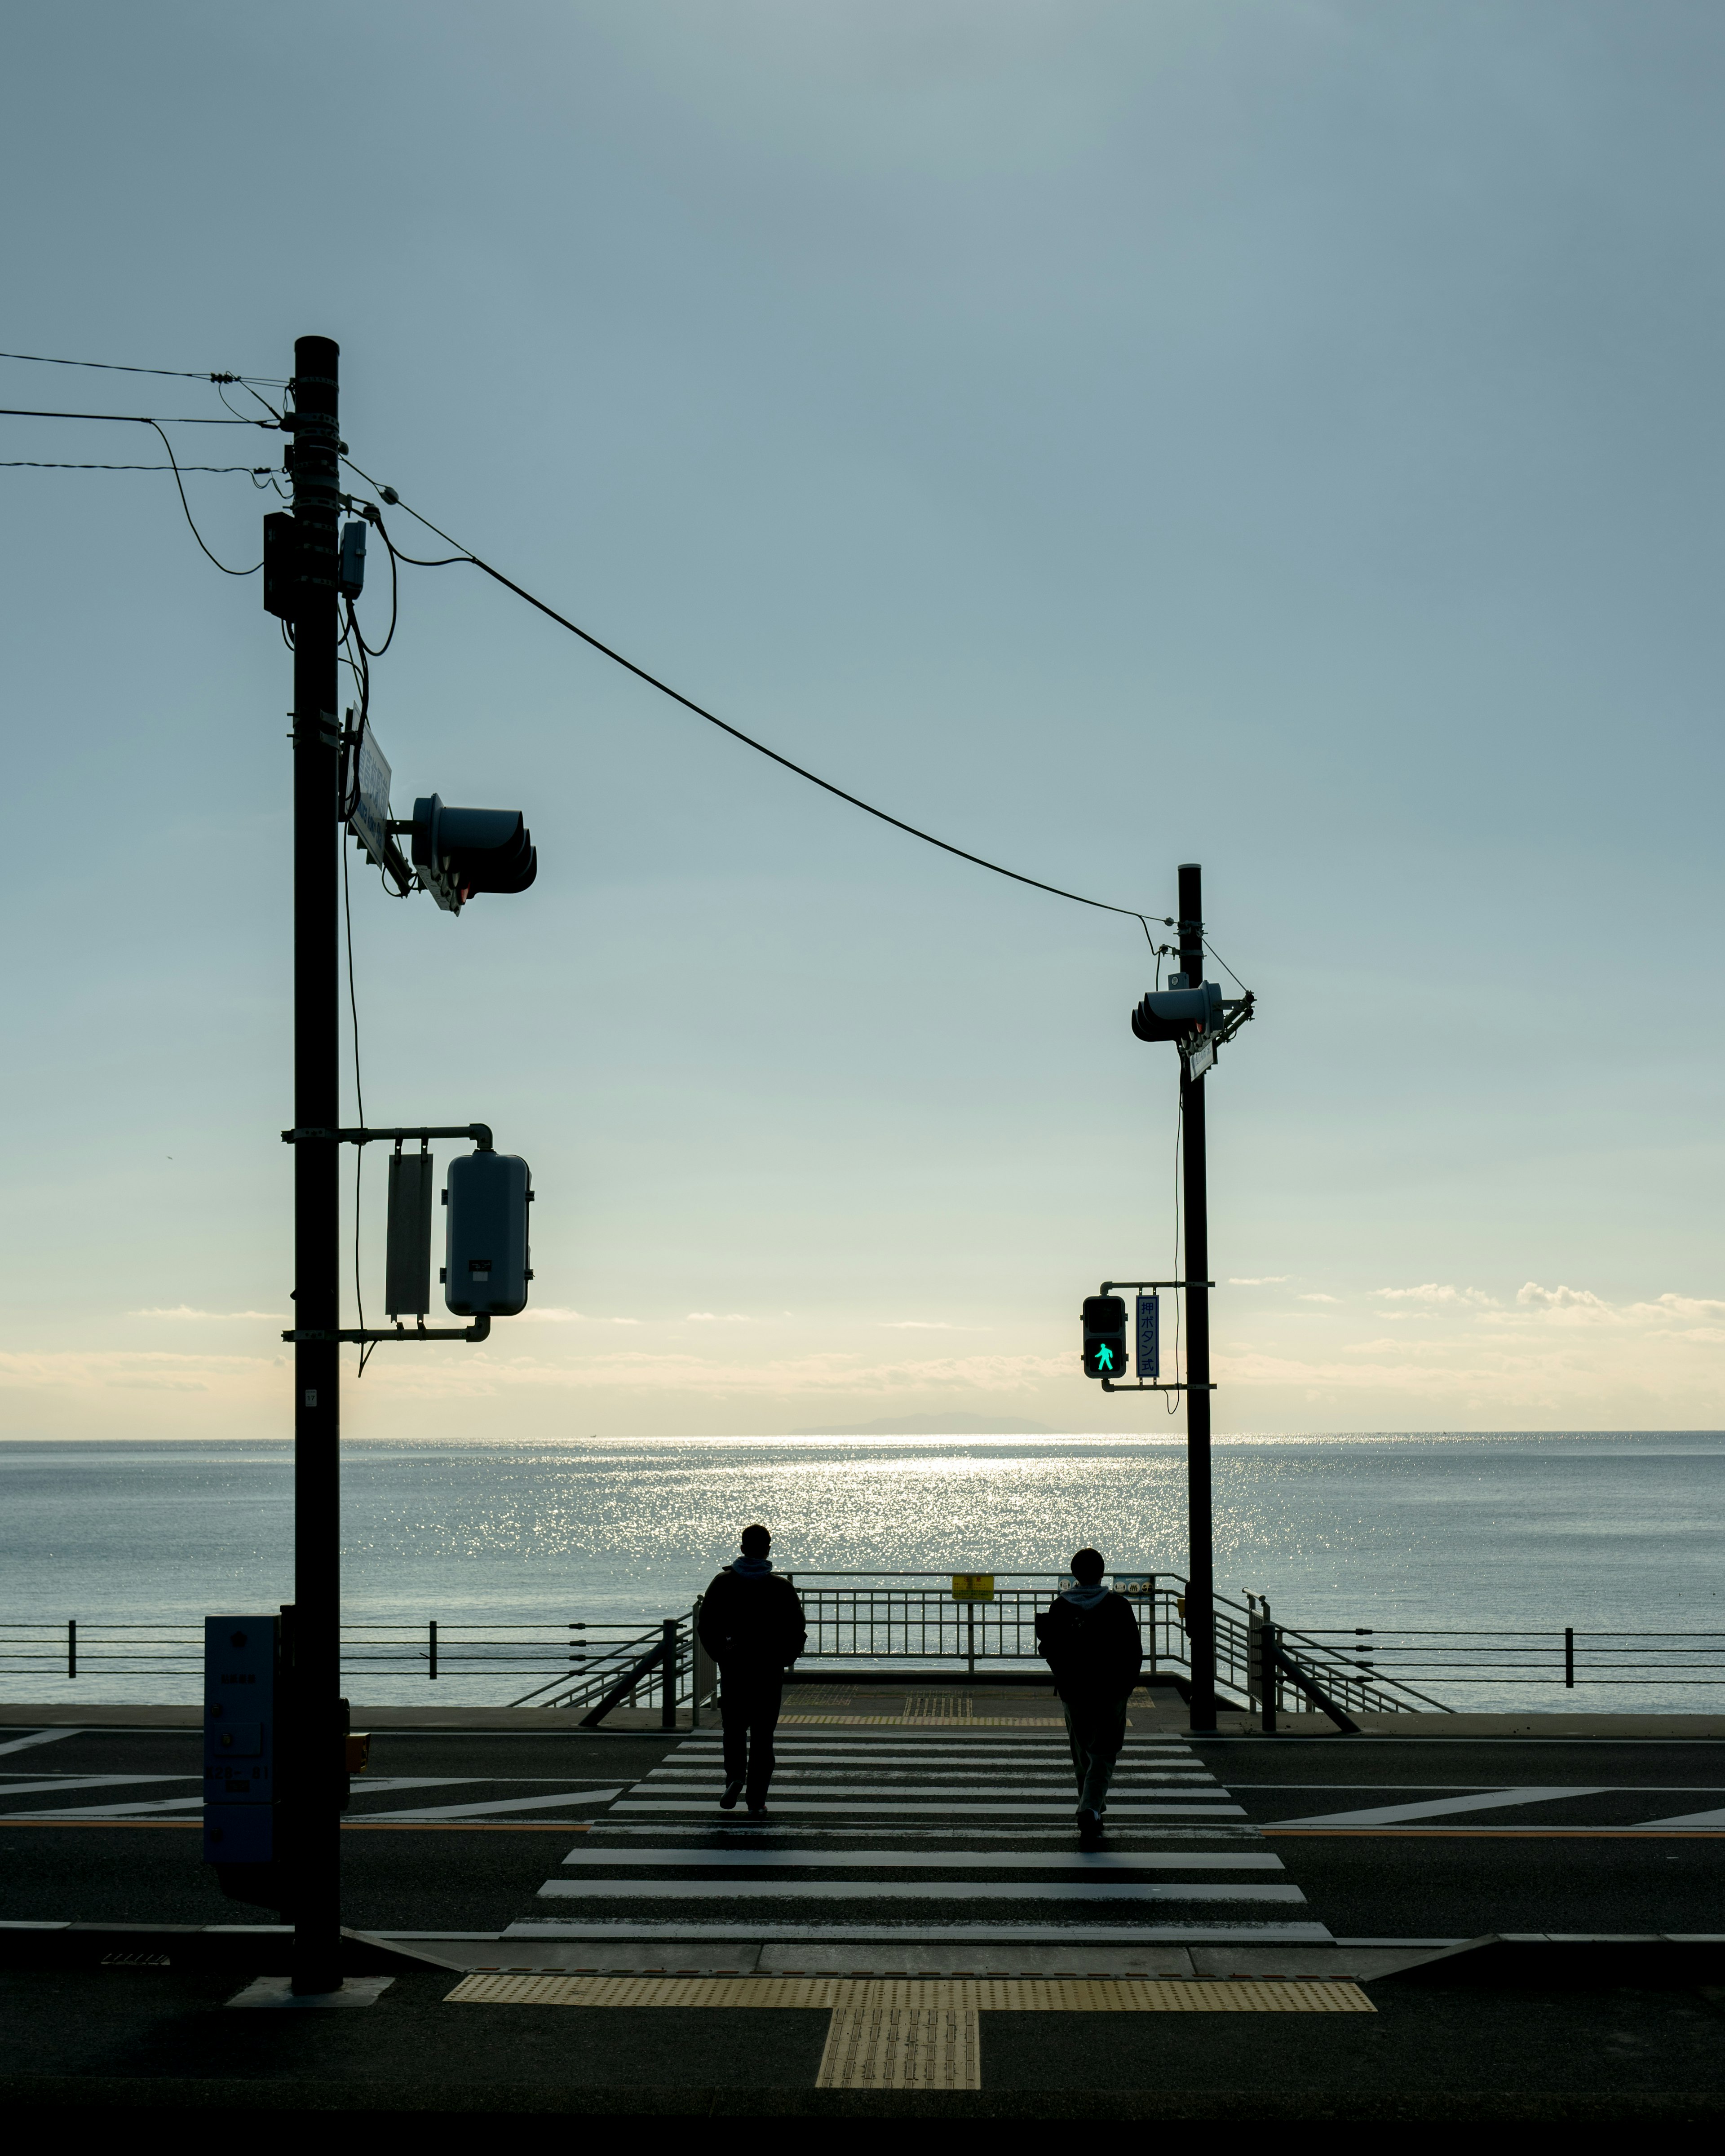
697, 1524, 807, 1817
1035, 1547, 1143, 1841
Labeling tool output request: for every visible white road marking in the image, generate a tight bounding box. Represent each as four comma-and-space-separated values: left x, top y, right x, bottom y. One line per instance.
613, 1799, 1245, 1817
535, 1880, 1307, 1903
357, 1789, 624, 1822
1264, 1786, 1612, 1829
560, 1848, 1283, 1870
643, 1769, 1215, 1784
11, 1794, 208, 1819
503, 1921, 1335, 1942
1618, 1804, 1725, 1829
0, 1729, 83, 1758
0, 1774, 196, 1799
635, 1782, 1227, 1800
589, 1824, 1264, 1839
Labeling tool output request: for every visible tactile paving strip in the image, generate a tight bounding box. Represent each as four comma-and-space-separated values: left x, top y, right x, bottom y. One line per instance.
819, 2003, 978, 2088
444, 1974, 1373, 2013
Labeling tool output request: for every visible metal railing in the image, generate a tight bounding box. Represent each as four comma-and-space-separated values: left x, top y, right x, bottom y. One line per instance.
1285, 1626, 1725, 1691
0, 1615, 705, 1724
783, 1573, 1436, 1716
8, 1595, 1725, 1714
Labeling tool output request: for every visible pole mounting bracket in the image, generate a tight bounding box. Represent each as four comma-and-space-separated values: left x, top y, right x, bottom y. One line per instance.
280, 1122, 494, 1151
282, 1316, 491, 1345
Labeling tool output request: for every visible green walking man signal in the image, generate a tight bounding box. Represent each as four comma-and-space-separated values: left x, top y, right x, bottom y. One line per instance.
1081, 1294, 1129, 1382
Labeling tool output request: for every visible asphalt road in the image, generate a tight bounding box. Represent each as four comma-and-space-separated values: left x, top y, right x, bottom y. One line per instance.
1194, 1734, 1725, 1939
4, 1723, 1723, 1940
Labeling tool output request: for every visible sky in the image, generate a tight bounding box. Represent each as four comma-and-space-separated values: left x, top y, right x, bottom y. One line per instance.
0, 0, 1721, 1441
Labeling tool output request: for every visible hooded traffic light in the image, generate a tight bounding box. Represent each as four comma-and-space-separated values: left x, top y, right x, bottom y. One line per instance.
410, 794, 538, 914
1130, 979, 1225, 1044
1081, 1295, 1129, 1382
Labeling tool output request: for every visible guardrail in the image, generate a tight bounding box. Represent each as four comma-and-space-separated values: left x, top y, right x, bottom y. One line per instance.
8, 1595, 1725, 1714
0, 1616, 705, 1724
1286, 1626, 1725, 1690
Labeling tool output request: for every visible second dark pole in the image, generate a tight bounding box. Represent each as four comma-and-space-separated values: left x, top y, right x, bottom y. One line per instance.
290, 333, 344, 1993
1178, 861, 1217, 1732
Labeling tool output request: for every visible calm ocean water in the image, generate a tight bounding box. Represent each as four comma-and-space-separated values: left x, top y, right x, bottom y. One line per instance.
3, 1433, 1721, 1709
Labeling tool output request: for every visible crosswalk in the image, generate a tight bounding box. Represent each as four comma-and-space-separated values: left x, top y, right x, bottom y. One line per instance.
505, 1727, 1334, 1945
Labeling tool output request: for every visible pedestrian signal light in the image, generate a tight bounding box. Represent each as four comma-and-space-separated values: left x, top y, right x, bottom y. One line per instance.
409, 794, 538, 914
1081, 1294, 1129, 1382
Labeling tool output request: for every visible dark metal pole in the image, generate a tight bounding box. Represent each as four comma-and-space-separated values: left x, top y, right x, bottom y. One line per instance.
290, 333, 343, 1994
1178, 861, 1217, 1733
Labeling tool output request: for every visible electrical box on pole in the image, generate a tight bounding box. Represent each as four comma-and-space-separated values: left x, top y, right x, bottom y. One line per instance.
262, 512, 299, 621
442, 1148, 534, 1317
337, 518, 366, 599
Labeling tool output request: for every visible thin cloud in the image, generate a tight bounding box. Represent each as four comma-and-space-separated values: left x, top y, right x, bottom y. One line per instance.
1229, 1277, 1289, 1286
1297, 1293, 1341, 1304
515, 1309, 640, 1325
131, 1306, 286, 1321
687, 1312, 756, 1324
1517, 1282, 1608, 1312
1373, 1284, 1499, 1308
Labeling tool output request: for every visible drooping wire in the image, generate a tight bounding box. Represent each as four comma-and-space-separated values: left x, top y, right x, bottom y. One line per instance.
0, 406, 270, 572
0, 348, 286, 385
352, 516, 398, 656
142, 419, 262, 576
342, 460, 1173, 950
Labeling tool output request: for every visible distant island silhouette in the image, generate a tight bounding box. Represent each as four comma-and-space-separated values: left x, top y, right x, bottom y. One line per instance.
790, 1414, 1052, 1437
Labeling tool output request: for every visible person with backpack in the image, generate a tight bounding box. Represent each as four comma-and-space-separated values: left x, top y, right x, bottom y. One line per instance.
696, 1523, 808, 1817
1035, 1547, 1144, 1841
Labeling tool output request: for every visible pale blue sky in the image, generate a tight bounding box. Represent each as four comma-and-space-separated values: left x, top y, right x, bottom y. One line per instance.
1, 1, 1720, 1439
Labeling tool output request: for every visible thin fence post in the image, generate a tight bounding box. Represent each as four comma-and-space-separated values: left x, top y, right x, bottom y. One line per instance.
429, 1620, 438, 1681
68, 1619, 76, 1682
1261, 1623, 1278, 1734
661, 1618, 678, 1730
1564, 1626, 1574, 1690
966, 1603, 976, 1674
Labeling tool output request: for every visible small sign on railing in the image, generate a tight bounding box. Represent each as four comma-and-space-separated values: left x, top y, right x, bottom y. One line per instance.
951, 1574, 995, 1602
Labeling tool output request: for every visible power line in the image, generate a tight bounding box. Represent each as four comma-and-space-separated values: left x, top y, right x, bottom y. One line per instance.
0, 348, 287, 386
0, 406, 270, 426
343, 458, 1174, 946
0, 460, 272, 473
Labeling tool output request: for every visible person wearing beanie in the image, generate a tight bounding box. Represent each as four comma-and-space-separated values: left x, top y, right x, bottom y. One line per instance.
1034, 1547, 1144, 1841
695, 1524, 808, 1817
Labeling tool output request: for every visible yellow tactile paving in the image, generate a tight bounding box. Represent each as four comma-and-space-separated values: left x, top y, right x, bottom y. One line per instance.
444, 1973, 1373, 2014
818, 2004, 979, 2089
778, 1714, 1066, 1727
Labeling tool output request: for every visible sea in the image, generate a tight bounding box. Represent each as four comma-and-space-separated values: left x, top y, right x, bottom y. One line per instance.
2, 1432, 1721, 1711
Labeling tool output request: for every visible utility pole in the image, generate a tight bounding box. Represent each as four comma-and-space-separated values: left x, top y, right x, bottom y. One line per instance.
288, 334, 343, 1993
1177, 861, 1217, 1733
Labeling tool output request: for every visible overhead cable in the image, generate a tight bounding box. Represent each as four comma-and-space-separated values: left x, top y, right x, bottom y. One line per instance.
343, 456, 1172, 946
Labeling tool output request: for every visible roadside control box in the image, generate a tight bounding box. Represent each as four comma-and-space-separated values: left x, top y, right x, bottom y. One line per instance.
442, 1147, 533, 1317
203, 1614, 279, 1868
